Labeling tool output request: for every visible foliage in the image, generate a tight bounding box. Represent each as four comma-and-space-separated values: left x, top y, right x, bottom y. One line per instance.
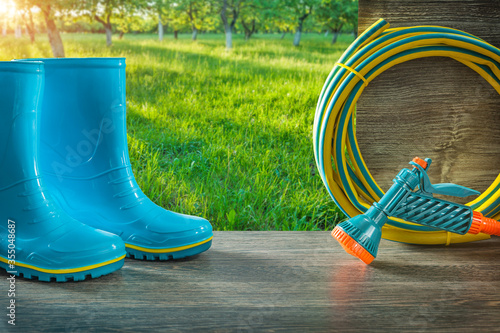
155, 0, 190, 34
178, 0, 217, 32
286, 0, 320, 29
78, 0, 147, 45
317, 0, 358, 34
11, 0, 358, 37
115, 13, 157, 34
61, 20, 104, 33
236, 0, 275, 39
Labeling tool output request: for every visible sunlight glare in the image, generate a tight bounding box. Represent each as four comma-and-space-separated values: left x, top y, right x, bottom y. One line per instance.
0, 0, 16, 17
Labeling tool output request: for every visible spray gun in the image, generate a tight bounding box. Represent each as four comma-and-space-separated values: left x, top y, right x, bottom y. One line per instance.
332, 157, 500, 264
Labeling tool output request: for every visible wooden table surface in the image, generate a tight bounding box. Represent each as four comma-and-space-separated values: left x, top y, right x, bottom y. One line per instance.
2, 231, 500, 332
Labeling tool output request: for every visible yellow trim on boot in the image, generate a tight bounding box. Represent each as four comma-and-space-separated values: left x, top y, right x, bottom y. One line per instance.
0, 254, 126, 274
125, 236, 213, 253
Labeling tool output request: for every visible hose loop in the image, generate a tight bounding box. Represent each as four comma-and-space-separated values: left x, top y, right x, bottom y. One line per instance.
314, 19, 500, 245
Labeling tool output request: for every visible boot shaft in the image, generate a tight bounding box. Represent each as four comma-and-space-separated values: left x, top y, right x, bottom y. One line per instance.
24, 58, 129, 180
11, 58, 214, 262
0, 61, 44, 188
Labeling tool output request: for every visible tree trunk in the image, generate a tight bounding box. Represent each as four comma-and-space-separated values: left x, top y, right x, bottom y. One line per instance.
293, 22, 303, 47
26, 11, 35, 43
230, 7, 238, 34
225, 31, 232, 49
95, 14, 113, 47
241, 19, 255, 41
331, 31, 340, 44
174, 30, 178, 39
242, 22, 249, 40
293, 11, 310, 47
324, 30, 328, 37
119, 31, 124, 39
220, 0, 232, 49
41, 6, 65, 57
293, 30, 301, 46
158, 13, 164, 41
330, 23, 343, 44
281, 31, 286, 39
192, 26, 198, 40
105, 24, 112, 46
26, 25, 35, 42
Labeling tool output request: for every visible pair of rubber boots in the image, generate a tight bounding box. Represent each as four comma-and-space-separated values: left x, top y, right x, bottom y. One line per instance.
0, 59, 213, 282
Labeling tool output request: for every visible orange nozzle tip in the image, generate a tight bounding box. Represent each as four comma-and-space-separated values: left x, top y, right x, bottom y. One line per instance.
412, 157, 428, 169
331, 227, 374, 265
470, 210, 500, 236
469, 211, 483, 234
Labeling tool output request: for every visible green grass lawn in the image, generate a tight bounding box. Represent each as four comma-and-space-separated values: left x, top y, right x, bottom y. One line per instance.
0, 32, 353, 230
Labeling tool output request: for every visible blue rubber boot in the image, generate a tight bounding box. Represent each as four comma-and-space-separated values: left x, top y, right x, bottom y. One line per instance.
22, 58, 213, 260
0, 61, 126, 282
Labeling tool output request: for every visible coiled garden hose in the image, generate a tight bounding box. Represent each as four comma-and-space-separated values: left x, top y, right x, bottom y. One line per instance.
313, 18, 500, 245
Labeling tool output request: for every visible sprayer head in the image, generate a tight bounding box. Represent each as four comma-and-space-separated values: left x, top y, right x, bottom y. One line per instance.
331, 214, 382, 264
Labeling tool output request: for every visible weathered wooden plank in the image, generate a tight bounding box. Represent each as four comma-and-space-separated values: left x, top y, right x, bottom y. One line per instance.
357, 0, 500, 203
2, 231, 500, 332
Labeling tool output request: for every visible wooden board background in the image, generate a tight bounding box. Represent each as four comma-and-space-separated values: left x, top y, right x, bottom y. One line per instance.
357, 0, 500, 203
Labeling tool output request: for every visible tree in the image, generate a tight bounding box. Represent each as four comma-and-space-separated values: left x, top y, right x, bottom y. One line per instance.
285, 0, 319, 47
91, 0, 121, 46
176, 0, 216, 41
152, 0, 168, 41
115, 12, 154, 38
24, 10, 36, 42
165, 2, 190, 39
152, 0, 193, 40
158, 11, 164, 41
253, 0, 291, 39
14, 0, 36, 42
265, 3, 295, 39
14, 0, 70, 56
240, 13, 256, 40
239, 0, 264, 40
81, 0, 143, 47
220, 0, 241, 49
317, 0, 357, 44
31, 0, 68, 57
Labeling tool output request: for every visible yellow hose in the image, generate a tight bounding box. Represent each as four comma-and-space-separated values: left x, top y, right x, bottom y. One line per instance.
313, 19, 500, 244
